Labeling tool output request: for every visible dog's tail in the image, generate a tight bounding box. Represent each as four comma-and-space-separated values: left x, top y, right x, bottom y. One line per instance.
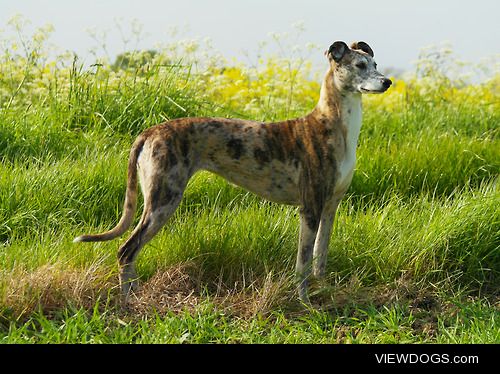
73, 137, 145, 243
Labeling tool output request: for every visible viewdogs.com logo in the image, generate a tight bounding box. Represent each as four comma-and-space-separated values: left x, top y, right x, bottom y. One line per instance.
374, 353, 479, 365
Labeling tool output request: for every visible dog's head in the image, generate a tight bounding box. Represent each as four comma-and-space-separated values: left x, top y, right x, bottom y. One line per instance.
325, 41, 392, 94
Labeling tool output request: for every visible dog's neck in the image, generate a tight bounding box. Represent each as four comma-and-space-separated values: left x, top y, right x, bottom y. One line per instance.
312, 67, 363, 165
313, 67, 362, 125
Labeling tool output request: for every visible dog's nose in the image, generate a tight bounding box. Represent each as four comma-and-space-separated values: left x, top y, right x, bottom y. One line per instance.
382, 78, 392, 89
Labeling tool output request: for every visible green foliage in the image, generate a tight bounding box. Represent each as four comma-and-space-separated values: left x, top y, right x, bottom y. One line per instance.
112, 50, 159, 71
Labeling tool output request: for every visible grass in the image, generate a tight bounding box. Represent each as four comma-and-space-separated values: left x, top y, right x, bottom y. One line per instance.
0, 24, 499, 343
2, 291, 498, 343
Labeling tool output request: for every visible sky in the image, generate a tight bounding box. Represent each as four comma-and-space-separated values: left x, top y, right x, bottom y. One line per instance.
1, 0, 499, 75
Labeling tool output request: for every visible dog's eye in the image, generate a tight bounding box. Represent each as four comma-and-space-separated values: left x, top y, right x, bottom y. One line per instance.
356, 62, 367, 70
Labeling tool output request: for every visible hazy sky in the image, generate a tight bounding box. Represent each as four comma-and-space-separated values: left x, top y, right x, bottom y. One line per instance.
1, 0, 499, 74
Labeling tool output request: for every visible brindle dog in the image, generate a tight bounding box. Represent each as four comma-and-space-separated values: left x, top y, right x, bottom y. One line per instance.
74, 41, 392, 303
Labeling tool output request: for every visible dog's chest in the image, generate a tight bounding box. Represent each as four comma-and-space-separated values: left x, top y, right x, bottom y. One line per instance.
335, 96, 362, 193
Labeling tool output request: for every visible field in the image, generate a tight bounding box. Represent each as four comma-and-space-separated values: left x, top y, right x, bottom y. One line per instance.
0, 23, 499, 343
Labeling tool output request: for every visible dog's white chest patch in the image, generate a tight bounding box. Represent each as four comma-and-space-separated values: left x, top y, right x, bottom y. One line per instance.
336, 95, 362, 193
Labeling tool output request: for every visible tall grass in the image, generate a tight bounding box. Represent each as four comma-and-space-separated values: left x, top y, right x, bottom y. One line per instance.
0, 20, 498, 343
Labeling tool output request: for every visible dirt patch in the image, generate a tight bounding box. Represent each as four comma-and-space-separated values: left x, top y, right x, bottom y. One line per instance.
127, 262, 294, 318
1, 261, 116, 320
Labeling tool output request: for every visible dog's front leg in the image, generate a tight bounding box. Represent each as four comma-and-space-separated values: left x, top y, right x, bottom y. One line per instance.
295, 209, 320, 303
312, 200, 341, 278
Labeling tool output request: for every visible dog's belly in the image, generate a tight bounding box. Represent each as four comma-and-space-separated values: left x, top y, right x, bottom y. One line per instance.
204, 161, 300, 205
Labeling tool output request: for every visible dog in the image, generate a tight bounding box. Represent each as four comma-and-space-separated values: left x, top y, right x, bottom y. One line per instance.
74, 41, 392, 303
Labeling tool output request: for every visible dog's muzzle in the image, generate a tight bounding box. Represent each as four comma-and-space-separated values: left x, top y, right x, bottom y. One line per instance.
382, 78, 392, 90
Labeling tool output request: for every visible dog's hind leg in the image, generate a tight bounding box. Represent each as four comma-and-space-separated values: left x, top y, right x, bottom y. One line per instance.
117, 198, 182, 301
117, 170, 187, 302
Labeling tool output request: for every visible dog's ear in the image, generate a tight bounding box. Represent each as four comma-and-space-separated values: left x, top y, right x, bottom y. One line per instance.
350, 41, 374, 57
327, 41, 349, 62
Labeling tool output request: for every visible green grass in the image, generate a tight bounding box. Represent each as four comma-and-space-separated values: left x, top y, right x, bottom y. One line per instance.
0, 28, 499, 343
2, 296, 498, 343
